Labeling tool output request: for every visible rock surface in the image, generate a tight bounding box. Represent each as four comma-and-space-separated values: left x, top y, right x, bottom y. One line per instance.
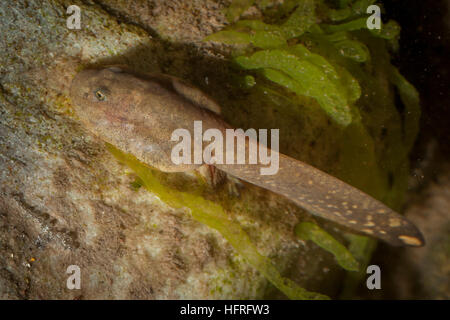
0, 0, 345, 299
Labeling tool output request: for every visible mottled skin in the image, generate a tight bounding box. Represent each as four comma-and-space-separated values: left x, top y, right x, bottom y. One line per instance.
70, 66, 424, 247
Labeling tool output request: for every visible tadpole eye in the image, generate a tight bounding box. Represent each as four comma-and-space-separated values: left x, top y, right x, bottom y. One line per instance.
94, 89, 107, 101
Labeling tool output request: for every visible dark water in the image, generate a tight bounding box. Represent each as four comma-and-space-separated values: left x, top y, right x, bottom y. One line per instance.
364, 0, 450, 299
386, 0, 450, 157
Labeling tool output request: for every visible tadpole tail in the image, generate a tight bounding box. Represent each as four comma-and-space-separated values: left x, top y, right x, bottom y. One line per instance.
217, 151, 424, 247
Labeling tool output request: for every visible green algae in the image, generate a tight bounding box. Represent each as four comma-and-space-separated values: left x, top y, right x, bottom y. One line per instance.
235, 48, 353, 125
339, 234, 378, 299
204, 27, 286, 49
225, 0, 256, 22
295, 222, 359, 271
205, 0, 422, 298
205, 0, 410, 127
389, 67, 421, 152
279, 0, 316, 38
106, 143, 329, 300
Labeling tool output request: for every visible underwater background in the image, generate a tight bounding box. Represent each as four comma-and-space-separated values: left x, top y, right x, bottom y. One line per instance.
0, 0, 448, 299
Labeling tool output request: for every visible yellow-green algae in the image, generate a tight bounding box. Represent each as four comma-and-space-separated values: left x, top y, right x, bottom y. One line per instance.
107, 143, 329, 300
